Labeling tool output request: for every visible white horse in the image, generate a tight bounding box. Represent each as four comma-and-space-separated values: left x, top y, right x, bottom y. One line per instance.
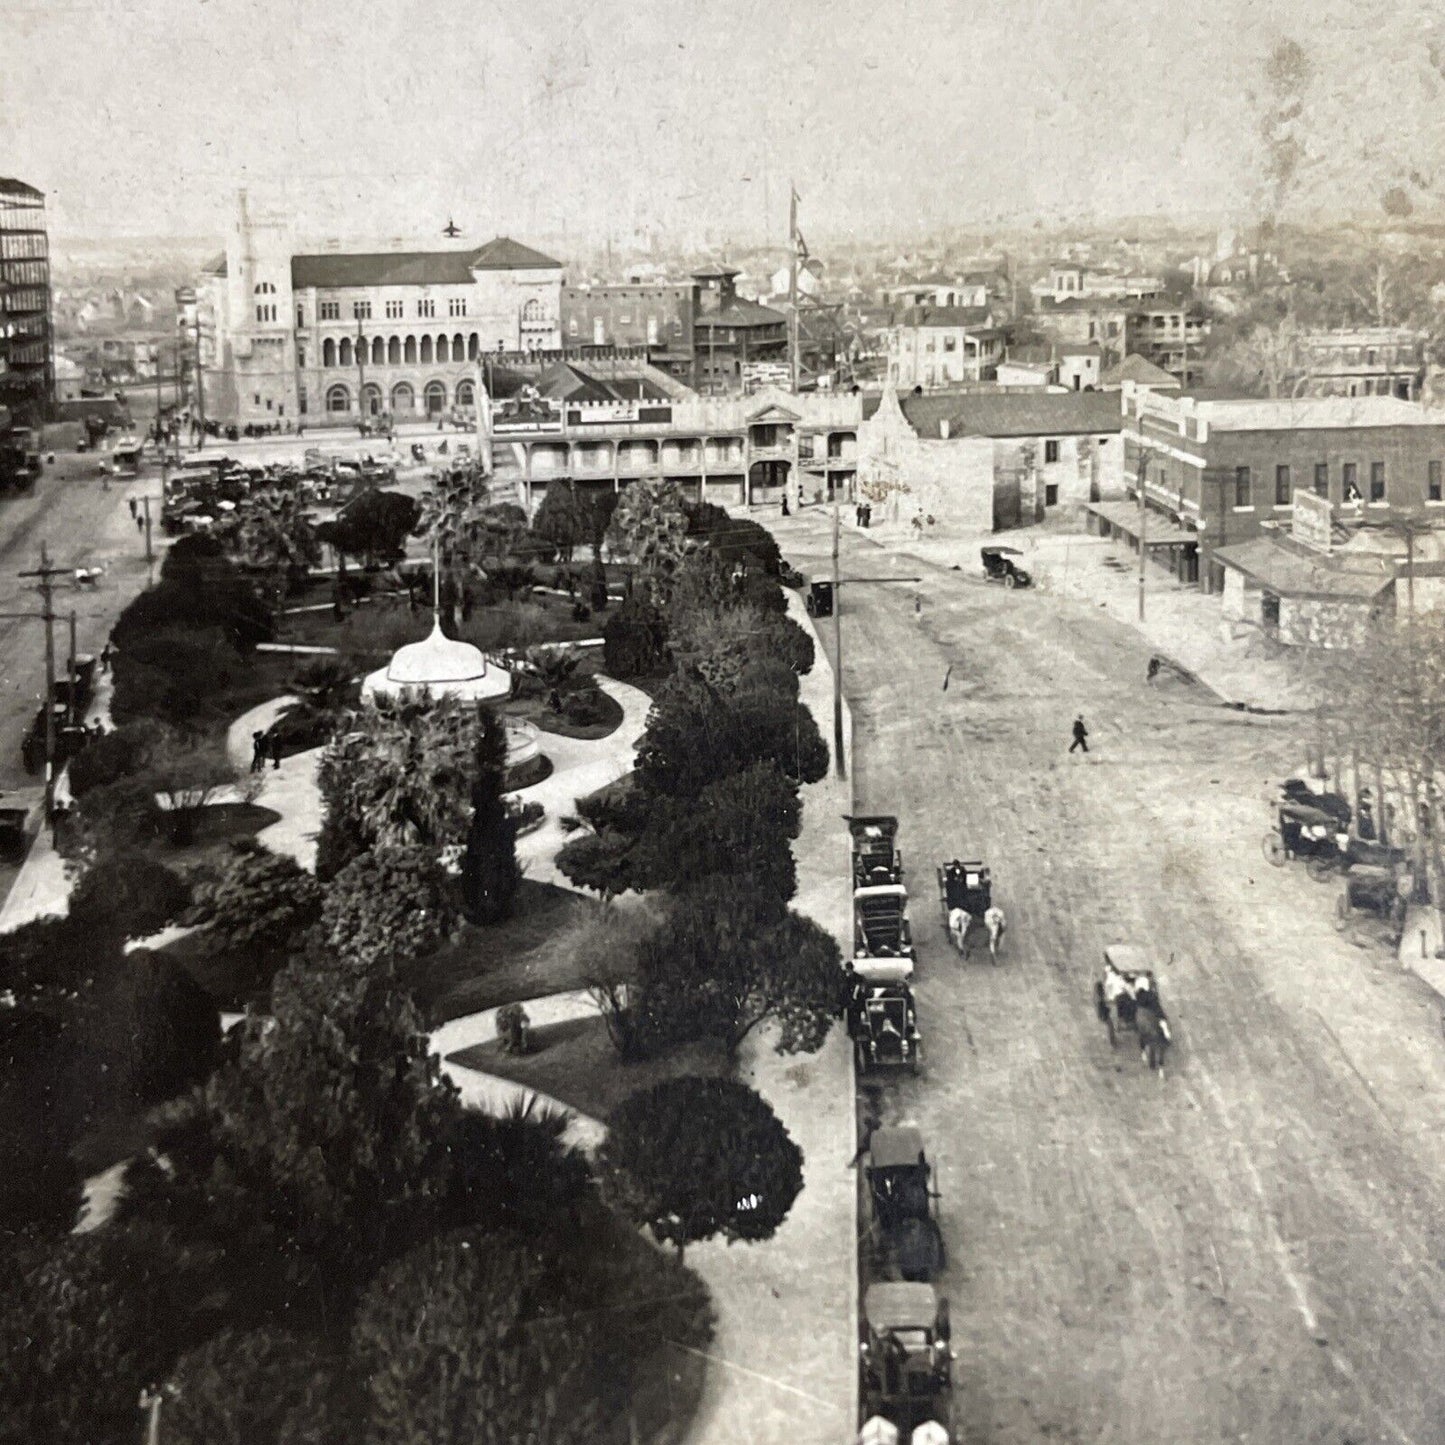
983, 905, 1006, 963
947, 907, 973, 957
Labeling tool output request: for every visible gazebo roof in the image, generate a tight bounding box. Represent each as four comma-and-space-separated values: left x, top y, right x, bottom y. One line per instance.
386, 621, 488, 685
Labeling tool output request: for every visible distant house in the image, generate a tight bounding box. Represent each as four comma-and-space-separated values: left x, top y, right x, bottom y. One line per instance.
881, 277, 990, 311
1030, 262, 1162, 305
1100, 354, 1181, 393
860, 385, 1124, 529
885, 306, 1003, 388
1032, 296, 1129, 371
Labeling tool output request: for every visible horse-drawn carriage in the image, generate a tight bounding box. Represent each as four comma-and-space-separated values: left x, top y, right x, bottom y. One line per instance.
863, 1126, 945, 1283
853, 885, 916, 982
848, 977, 922, 1074
1094, 944, 1173, 1076
849, 814, 905, 887
937, 859, 1005, 961
859, 1282, 953, 1440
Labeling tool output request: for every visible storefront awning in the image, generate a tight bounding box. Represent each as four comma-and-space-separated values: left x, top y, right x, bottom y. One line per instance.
1213, 537, 1395, 601
1085, 500, 1195, 548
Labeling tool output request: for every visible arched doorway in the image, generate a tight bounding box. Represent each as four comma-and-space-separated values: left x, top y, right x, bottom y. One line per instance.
455, 378, 475, 408
361, 383, 383, 416
326, 383, 351, 414
748, 458, 790, 505
424, 380, 447, 416
391, 381, 415, 413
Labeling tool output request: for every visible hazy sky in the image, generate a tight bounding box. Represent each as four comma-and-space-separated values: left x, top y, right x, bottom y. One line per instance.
2, 0, 1443, 247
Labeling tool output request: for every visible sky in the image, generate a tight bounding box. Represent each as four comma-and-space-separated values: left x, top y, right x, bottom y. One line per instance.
2, 0, 1443, 248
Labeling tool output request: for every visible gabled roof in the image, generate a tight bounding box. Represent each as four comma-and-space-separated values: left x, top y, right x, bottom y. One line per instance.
291, 237, 560, 289
536, 362, 617, 403
866, 389, 1123, 439
696, 297, 786, 329
1100, 354, 1179, 388
897, 305, 993, 330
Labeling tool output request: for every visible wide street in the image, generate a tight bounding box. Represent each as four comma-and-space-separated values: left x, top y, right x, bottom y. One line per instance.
779, 511, 1445, 1445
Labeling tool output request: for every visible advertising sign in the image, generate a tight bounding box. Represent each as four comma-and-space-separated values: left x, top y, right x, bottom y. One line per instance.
1291, 488, 1333, 554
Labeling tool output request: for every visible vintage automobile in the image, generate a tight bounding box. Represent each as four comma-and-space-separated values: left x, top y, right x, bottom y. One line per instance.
864, 1127, 945, 1282
859, 1281, 953, 1438
848, 978, 922, 1074
805, 579, 834, 617
853, 884, 916, 982
849, 814, 905, 887
981, 545, 1031, 588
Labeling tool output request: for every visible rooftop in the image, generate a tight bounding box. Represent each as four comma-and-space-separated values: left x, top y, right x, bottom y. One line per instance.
696, 297, 787, 329
0, 178, 45, 202
866, 388, 1123, 439
290, 237, 561, 290
1201, 395, 1440, 431
1212, 535, 1396, 601
896, 305, 993, 330
1100, 354, 1180, 388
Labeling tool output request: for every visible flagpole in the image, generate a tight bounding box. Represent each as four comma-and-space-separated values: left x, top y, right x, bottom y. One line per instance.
789, 185, 801, 395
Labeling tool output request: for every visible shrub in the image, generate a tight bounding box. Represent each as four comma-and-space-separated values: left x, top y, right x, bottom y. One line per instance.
110, 626, 247, 726
70, 855, 192, 942
562, 681, 611, 726
495, 1003, 531, 1055
602, 592, 668, 679
191, 839, 323, 957
67, 720, 164, 798
321, 846, 460, 973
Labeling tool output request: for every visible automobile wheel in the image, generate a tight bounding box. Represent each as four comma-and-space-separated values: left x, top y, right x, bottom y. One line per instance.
1004, 572, 1017, 589
1263, 833, 1287, 866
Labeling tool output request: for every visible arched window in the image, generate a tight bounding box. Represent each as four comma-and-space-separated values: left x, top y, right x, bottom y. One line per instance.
339, 337, 353, 366
420, 336, 434, 364
468, 333, 480, 359
371, 337, 384, 365
453, 332, 465, 357
326, 383, 351, 413
522, 298, 543, 321
387, 336, 401, 365
455, 379, 475, 407
391, 380, 415, 411
404, 336, 417, 364
436, 335, 450, 363
253, 281, 276, 295
424, 380, 447, 415
362, 383, 383, 416
322, 338, 336, 367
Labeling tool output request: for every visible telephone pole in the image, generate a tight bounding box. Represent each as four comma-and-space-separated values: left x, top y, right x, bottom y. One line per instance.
831, 502, 843, 776
17, 545, 67, 826
788, 185, 801, 394
192, 310, 206, 448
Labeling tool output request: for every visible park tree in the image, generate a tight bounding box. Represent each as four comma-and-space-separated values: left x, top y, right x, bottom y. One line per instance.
352, 1219, 712, 1445
601, 590, 668, 679
606, 477, 689, 605
460, 702, 519, 925
631, 873, 841, 1055
115, 534, 273, 652
121, 956, 461, 1303
323, 488, 420, 567
67, 717, 166, 797
530, 481, 590, 561
556, 826, 645, 901
163, 1328, 343, 1445
221, 490, 322, 594
599, 1076, 804, 1260
416, 464, 491, 628
69, 853, 192, 941
320, 845, 460, 974
193, 838, 324, 958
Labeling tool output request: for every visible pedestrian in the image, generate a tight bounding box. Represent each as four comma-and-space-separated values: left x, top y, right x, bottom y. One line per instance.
269, 733, 284, 770
127, 497, 137, 520
862, 502, 872, 528
781, 492, 790, 517
1069, 714, 1089, 754
135, 514, 144, 533
1146, 655, 1161, 685
99, 641, 115, 674
855, 503, 863, 526
250, 730, 266, 774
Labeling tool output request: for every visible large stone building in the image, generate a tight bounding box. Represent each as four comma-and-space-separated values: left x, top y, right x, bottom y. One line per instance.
0, 178, 53, 424
1297, 327, 1424, 400
201, 194, 564, 428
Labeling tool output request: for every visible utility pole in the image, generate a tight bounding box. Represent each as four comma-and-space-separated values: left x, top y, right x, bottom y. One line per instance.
192, 310, 206, 449
788, 184, 801, 395
66, 612, 77, 727
18, 545, 65, 827
142, 494, 155, 583
1137, 448, 1148, 622
831, 501, 843, 777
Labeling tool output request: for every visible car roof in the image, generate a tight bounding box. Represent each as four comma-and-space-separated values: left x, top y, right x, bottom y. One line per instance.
865, 1281, 939, 1330
869, 1125, 926, 1170
1104, 943, 1153, 973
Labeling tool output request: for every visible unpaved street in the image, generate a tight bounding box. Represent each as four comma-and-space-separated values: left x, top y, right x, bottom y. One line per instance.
781, 513, 1445, 1445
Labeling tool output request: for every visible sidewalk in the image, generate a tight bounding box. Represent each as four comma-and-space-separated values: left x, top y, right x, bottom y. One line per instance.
677, 588, 858, 1445
797, 506, 1311, 712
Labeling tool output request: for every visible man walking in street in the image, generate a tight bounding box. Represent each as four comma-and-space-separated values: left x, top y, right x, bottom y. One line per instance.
1069, 714, 1089, 754
250, 730, 266, 774
128, 497, 137, 520
269, 732, 284, 771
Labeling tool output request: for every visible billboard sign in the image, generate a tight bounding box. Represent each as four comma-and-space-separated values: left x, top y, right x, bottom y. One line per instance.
1291, 488, 1333, 554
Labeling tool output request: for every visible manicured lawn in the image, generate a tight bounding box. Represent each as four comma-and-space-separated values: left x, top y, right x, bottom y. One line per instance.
451, 1015, 730, 1122
502, 687, 624, 741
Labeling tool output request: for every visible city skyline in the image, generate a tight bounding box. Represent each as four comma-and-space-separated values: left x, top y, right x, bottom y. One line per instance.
5, 0, 1445, 248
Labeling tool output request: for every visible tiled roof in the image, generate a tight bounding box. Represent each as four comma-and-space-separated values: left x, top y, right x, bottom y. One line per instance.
291, 237, 560, 289
1100, 354, 1179, 387
865, 389, 1123, 439
0, 178, 44, 200
897, 305, 993, 330
696, 298, 787, 329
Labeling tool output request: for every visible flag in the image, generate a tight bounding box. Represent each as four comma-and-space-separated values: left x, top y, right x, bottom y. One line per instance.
790, 186, 808, 261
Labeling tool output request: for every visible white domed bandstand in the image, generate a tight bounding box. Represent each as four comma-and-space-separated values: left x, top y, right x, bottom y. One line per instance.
360, 621, 511, 705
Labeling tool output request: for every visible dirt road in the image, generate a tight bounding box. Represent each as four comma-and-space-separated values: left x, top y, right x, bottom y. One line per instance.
782, 513, 1445, 1445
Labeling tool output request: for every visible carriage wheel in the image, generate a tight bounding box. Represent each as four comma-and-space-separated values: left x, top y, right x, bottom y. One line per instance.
1263, 833, 1287, 866
1307, 856, 1337, 884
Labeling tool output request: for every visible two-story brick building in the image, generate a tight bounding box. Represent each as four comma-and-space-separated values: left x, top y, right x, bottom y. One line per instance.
1116, 382, 1445, 591
560, 282, 695, 384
